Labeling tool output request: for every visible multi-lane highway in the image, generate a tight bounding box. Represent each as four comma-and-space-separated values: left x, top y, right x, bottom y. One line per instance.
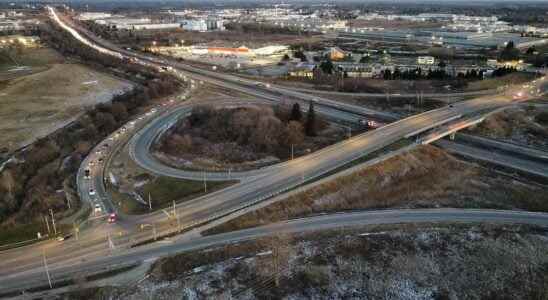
0, 7, 546, 297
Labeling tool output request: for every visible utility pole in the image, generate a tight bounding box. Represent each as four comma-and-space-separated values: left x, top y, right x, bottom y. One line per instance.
291, 144, 294, 160
74, 223, 79, 241
203, 171, 207, 193
148, 193, 152, 211
152, 223, 157, 241
42, 250, 53, 289
44, 215, 50, 235
228, 168, 231, 180
173, 200, 180, 232
49, 209, 57, 235
66, 197, 71, 210
107, 233, 115, 250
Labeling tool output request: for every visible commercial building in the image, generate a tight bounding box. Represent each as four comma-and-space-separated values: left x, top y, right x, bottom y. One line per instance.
417, 56, 435, 65
329, 47, 346, 60
132, 23, 181, 30
253, 45, 288, 56
95, 18, 151, 29
340, 30, 548, 50
181, 19, 208, 32
0, 35, 39, 48
78, 12, 113, 21
207, 46, 250, 55
0, 21, 23, 32
180, 18, 224, 31
289, 63, 315, 79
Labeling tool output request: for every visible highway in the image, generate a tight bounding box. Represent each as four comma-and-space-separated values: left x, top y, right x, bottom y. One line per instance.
1, 209, 548, 296
270, 84, 501, 102
0, 7, 546, 296
51, 3, 548, 250
437, 139, 548, 179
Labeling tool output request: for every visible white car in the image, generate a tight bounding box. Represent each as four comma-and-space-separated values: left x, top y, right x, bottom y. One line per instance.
94, 203, 102, 213
89, 188, 96, 196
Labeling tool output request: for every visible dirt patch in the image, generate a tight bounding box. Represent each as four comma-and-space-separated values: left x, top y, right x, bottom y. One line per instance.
207, 145, 548, 234
0, 48, 133, 153
468, 105, 548, 151
76, 224, 548, 300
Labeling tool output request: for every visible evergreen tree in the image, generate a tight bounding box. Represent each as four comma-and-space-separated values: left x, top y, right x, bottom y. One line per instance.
319, 59, 334, 75
305, 102, 317, 136
290, 103, 302, 121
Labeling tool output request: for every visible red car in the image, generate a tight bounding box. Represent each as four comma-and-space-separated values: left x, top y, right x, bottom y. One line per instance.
107, 213, 117, 223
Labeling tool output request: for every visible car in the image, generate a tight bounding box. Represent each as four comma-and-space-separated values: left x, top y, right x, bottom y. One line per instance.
56, 234, 72, 242
107, 213, 117, 223
513, 92, 524, 100
84, 169, 91, 179
98, 157, 104, 164
88, 160, 95, 167
94, 203, 102, 213
89, 188, 96, 196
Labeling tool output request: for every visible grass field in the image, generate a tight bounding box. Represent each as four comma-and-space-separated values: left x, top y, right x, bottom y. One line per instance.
0, 47, 133, 153
112, 176, 236, 215
465, 72, 535, 91
0, 221, 71, 247
206, 145, 548, 235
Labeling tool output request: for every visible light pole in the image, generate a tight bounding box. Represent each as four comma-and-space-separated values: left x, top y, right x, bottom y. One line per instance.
44, 215, 50, 235
203, 171, 207, 193
291, 144, 294, 160
73, 223, 79, 241
49, 209, 57, 235
42, 250, 53, 289
174, 201, 181, 232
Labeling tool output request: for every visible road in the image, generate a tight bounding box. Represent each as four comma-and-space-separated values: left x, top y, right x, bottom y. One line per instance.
1, 208, 548, 296
270, 84, 501, 102
0, 7, 545, 296
436, 139, 548, 179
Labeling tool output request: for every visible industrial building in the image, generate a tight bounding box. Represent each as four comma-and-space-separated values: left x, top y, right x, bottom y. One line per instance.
339, 29, 548, 50
77, 12, 113, 21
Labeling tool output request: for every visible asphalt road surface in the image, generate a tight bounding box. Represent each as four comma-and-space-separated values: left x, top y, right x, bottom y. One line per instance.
0, 7, 544, 296
1, 209, 548, 296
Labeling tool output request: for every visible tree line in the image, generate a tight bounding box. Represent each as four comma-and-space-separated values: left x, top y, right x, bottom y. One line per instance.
0, 20, 183, 229
159, 102, 321, 163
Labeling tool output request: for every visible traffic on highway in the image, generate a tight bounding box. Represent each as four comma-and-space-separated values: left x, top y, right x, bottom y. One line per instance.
0, 6, 546, 297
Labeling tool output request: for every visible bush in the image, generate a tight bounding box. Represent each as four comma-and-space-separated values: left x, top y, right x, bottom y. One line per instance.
535, 112, 548, 125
